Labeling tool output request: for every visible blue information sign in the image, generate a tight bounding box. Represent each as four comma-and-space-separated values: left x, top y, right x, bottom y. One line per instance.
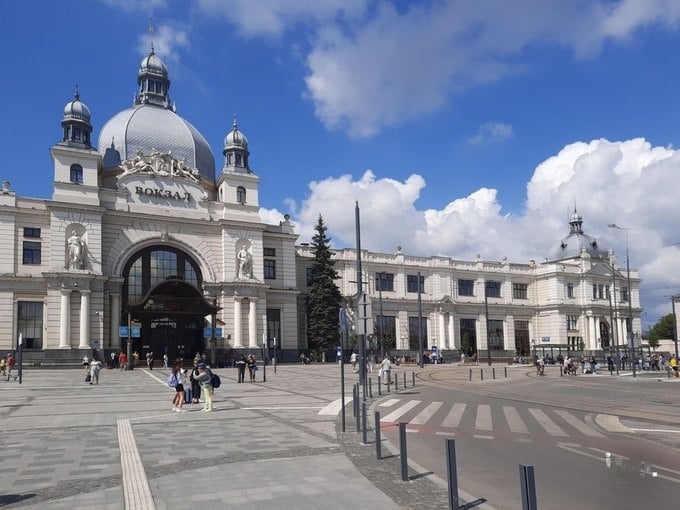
119, 326, 141, 338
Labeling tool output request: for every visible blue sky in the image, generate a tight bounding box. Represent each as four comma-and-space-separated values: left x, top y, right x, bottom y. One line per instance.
2, 0, 680, 327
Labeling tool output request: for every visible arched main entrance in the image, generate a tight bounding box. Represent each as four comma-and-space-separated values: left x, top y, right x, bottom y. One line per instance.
121, 246, 219, 360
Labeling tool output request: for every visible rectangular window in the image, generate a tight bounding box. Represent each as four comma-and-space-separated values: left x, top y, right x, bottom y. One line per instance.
22, 241, 41, 265
605, 285, 610, 300
375, 315, 397, 346
622, 286, 629, 302
407, 274, 424, 293
592, 284, 597, 299
375, 272, 394, 292
23, 228, 41, 238
460, 318, 477, 354
408, 316, 428, 348
512, 283, 528, 299
264, 259, 276, 279
488, 319, 504, 350
458, 279, 474, 296
485, 281, 501, 298
567, 282, 574, 298
263, 248, 276, 257
70, 166, 83, 184
567, 315, 578, 330
266, 308, 281, 349
18, 301, 43, 349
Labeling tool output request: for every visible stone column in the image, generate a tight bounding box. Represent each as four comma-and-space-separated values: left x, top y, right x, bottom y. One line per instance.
59, 289, 71, 349
438, 312, 447, 349
79, 290, 91, 348
110, 293, 121, 350
248, 298, 258, 348
448, 314, 456, 350
233, 297, 243, 348
588, 316, 596, 350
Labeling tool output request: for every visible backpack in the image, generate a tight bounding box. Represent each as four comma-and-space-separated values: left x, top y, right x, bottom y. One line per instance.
211, 372, 221, 388
167, 373, 178, 388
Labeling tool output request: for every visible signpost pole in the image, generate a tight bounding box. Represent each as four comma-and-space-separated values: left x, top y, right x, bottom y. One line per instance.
126, 312, 133, 371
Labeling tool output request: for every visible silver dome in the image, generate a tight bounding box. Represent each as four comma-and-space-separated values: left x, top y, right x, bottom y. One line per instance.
98, 104, 215, 179
546, 210, 608, 262
139, 52, 168, 78
224, 121, 248, 149
63, 94, 91, 123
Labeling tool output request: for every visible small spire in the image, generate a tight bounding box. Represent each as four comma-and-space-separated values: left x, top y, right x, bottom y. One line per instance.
232, 113, 238, 129
74, 83, 80, 101
148, 17, 155, 53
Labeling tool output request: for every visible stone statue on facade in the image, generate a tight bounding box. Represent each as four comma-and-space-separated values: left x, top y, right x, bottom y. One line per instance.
237, 246, 253, 279
67, 230, 85, 270
119, 150, 200, 183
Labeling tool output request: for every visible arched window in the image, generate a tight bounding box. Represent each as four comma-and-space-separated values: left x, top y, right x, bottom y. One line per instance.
70, 164, 83, 184
122, 246, 202, 307
237, 186, 246, 204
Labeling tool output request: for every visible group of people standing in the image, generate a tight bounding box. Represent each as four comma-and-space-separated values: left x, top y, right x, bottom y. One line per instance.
235, 354, 258, 383
0, 353, 16, 381
348, 351, 392, 383
167, 359, 216, 412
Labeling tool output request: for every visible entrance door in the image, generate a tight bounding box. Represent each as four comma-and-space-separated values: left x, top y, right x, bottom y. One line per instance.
599, 322, 610, 348
143, 316, 205, 361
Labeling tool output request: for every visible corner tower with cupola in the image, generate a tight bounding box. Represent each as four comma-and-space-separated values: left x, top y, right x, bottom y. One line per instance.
216, 116, 260, 210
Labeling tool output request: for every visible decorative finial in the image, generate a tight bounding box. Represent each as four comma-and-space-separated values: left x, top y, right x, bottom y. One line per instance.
74, 83, 80, 101
148, 17, 155, 53
232, 113, 238, 129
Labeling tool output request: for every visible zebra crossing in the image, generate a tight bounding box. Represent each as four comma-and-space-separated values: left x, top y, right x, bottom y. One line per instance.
378, 398, 606, 440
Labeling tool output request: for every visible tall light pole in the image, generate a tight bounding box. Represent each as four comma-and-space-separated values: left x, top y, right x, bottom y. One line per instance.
484, 281, 491, 366
417, 271, 424, 369
608, 224, 635, 359
377, 272, 386, 361
672, 296, 679, 360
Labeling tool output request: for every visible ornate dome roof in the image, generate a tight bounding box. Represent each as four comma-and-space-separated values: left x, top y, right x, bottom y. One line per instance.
224, 116, 248, 150
63, 90, 91, 123
97, 49, 215, 179
546, 210, 609, 262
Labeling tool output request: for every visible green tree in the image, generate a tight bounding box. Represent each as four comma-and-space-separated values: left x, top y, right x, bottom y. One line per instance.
306, 216, 343, 352
647, 314, 675, 343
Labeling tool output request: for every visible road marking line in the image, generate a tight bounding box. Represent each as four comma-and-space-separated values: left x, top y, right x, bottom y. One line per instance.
475, 404, 493, 431
318, 399, 347, 415
242, 406, 324, 410
503, 406, 529, 434
118, 418, 156, 510
528, 408, 567, 436
379, 398, 400, 407
142, 369, 169, 386
474, 434, 494, 440
441, 403, 466, 428
555, 410, 605, 437
411, 402, 443, 425
595, 414, 633, 433
630, 428, 680, 434
382, 400, 421, 422
436, 431, 455, 437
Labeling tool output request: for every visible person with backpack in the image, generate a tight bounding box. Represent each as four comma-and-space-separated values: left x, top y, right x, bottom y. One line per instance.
190, 361, 202, 404
194, 363, 214, 412
167, 361, 186, 413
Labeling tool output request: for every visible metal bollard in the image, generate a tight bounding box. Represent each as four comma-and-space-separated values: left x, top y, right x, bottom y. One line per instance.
504, 366, 508, 378
412, 372, 415, 387
375, 411, 382, 460
446, 439, 459, 510
492, 367, 496, 380
469, 368, 472, 381
378, 376, 382, 395
481, 369, 484, 381
519, 464, 538, 510
369, 377, 373, 398
387, 374, 391, 393
399, 422, 409, 481
362, 402, 368, 444
395, 373, 399, 391
403, 372, 406, 388
352, 385, 357, 417
356, 395, 361, 432
560, 366, 563, 377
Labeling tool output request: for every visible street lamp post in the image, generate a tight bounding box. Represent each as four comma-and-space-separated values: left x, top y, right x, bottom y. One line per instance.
377, 272, 386, 361
672, 296, 679, 360
484, 281, 491, 366
417, 271, 424, 369
608, 224, 635, 361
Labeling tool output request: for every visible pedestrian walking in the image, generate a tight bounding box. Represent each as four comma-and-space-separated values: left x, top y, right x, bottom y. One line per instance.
379, 354, 391, 383
163, 353, 169, 369
89, 359, 102, 384
146, 352, 154, 370
6, 353, 16, 381
350, 351, 358, 372
167, 361, 186, 413
0, 356, 5, 378
190, 361, 202, 404
247, 354, 257, 382
236, 355, 247, 383
118, 351, 127, 370
194, 363, 214, 411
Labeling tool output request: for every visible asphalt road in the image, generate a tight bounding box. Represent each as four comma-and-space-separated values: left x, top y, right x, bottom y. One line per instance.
377, 365, 680, 509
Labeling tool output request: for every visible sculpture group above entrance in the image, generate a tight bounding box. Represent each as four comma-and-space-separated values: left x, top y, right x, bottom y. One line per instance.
120, 149, 200, 183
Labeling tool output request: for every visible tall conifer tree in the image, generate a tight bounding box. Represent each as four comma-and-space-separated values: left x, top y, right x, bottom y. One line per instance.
307, 215, 343, 351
